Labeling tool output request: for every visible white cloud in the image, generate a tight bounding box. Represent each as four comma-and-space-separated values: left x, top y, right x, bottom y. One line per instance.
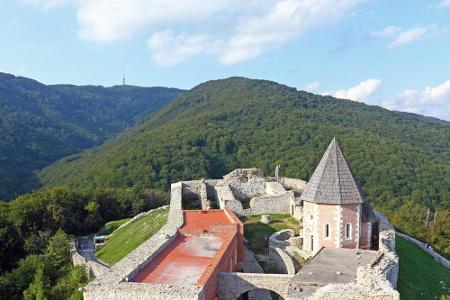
147, 31, 221, 66
76, 0, 242, 42
371, 25, 400, 38
19, 0, 365, 65
334, 79, 382, 101
19, 0, 72, 9
388, 27, 430, 48
439, 0, 450, 7
371, 25, 440, 49
381, 80, 450, 120
304, 81, 320, 91
219, 0, 365, 65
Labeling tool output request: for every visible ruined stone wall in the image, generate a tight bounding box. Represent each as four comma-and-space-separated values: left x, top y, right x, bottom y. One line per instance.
182, 180, 209, 209
83, 283, 205, 300
215, 185, 246, 216
70, 243, 109, 278
223, 168, 267, 200
290, 196, 303, 220
268, 246, 296, 274
248, 192, 292, 215
279, 177, 307, 191
265, 181, 287, 195
218, 272, 319, 300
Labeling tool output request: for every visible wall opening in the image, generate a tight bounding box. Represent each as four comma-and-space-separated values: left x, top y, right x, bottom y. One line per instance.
324, 224, 330, 238
182, 192, 202, 209
346, 223, 352, 239
237, 288, 284, 300
371, 221, 379, 250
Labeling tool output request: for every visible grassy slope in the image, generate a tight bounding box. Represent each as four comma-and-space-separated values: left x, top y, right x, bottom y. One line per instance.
243, 214, 300, 255
95, 208, 168, 265
96, 218, 131, 236
396, 234, 450, 299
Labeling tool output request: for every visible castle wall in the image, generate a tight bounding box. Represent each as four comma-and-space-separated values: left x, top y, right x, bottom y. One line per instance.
359, 222, 372, 249
302, 201, 316, 253
278, 176, 307, 191
316, 203, 339, 249
249, 192, 292, 215
340, 204, 360, 249
200, 232, 241, 300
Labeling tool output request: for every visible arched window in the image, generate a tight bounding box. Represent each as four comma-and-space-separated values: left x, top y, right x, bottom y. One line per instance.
346, 223, 352, 239
324, 224, 330, 238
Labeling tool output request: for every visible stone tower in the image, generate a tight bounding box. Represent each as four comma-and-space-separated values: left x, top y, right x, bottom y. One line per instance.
300, 138, 376, 255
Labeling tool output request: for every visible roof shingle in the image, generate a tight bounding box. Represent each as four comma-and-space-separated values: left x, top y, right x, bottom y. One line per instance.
300, 137, 365, 205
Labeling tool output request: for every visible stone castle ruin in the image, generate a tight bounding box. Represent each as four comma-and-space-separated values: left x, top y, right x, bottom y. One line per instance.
80, 138, 399, 299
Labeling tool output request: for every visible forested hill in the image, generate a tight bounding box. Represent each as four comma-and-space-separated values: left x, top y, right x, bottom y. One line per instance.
40, 77, 450, 214
0, 72, 184, 200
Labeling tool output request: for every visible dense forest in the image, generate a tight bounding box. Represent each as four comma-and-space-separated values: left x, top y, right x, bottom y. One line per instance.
39, 77, 450, 255
0, 72, 183, 200
0, 187, 168, 299
0, 76, 449, 298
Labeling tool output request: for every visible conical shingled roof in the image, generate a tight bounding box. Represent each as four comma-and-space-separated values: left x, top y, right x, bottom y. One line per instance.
300, 137, 364, 205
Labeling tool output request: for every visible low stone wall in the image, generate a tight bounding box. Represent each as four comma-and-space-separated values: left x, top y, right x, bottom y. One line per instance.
269, 229, 295, 247
83, 282, 205, 300
218, 272, 320, 300
269, 246, 296, 274
70, 243, 109, 278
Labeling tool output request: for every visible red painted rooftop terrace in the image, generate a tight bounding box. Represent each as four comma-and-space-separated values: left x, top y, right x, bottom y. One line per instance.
132, 208, 243, 299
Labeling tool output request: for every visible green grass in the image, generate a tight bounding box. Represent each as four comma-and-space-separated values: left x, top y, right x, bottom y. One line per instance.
96, 218, 131, 236
95, 208, 168, 265
243, 214, 300, 256
396, 234, 450, 299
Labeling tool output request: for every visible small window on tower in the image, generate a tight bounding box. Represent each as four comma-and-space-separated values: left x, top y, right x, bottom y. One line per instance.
346, 223, 352, 239
324, 224, 330, 238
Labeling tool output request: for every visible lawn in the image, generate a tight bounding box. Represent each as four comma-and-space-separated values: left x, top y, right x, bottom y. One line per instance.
243, 214, 300, 256
96, 218, 131, 236
396, 234, 450, 299
95, 208, 168, 265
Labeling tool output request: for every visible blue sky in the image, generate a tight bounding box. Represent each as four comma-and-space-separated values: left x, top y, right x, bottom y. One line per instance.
1, 0, 450, 120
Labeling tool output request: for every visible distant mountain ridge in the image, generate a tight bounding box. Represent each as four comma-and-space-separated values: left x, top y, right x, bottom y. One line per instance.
0, 72, 184, 200
39, 77, 450, 213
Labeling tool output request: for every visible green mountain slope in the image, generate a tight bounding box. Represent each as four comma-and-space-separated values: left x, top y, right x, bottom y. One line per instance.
0, 72, 183, 200
39, 77, 450, 212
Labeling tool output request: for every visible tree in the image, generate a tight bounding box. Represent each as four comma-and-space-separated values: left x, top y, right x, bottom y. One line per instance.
0, 206, 23, 272
391, 200, 427, 241
23, 265, 49, 300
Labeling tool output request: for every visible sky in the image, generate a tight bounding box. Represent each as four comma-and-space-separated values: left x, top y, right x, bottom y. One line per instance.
1, 0, 450, 121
